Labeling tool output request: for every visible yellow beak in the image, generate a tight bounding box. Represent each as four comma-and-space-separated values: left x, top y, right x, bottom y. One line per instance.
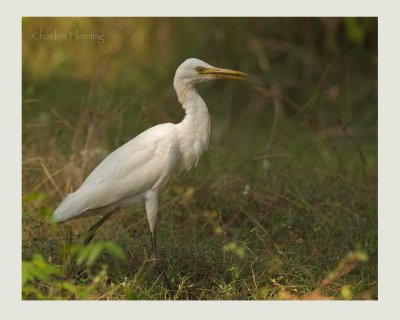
201, 67, 247, 80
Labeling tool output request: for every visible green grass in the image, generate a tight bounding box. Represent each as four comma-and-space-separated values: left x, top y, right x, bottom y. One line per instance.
22, 17, 377, 300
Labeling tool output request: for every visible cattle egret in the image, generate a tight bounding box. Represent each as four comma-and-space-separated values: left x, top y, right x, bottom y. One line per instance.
53, 58, 246, 259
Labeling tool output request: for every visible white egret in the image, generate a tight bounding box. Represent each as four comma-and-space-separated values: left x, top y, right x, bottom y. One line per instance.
53, 58, 246, 259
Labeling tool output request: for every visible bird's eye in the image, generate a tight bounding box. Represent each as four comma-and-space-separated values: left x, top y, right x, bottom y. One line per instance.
195, 67, 204, 73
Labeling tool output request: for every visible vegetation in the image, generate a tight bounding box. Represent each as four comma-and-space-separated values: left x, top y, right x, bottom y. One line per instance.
22, 17, 377, 300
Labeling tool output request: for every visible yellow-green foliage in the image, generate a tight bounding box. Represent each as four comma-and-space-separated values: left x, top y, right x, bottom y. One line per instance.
22, 243, 127, 300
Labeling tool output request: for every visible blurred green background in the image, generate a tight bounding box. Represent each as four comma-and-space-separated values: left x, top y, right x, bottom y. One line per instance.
22, 17, 377, 300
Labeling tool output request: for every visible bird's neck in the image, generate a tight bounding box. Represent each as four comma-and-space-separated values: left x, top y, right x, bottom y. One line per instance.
175, 83, 211, 171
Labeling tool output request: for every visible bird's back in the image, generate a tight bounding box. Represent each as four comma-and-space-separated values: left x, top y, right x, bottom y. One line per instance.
53, 123, 179, 222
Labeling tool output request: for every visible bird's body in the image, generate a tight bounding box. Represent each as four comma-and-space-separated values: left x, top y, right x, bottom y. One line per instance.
53, 123, 179, 228
53, 58, 246, 256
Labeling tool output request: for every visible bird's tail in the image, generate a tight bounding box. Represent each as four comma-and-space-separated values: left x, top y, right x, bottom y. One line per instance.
52, 192, 87, 223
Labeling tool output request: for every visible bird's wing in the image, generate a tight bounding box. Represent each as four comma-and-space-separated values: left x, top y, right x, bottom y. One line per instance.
53, 123, 179, 222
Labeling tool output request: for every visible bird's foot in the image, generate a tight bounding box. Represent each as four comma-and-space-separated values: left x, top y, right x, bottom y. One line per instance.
148, 251, 158, 264
147, 254, 172, 293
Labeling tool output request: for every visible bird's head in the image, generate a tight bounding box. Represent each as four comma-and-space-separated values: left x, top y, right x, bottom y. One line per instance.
174, 58, 247, 86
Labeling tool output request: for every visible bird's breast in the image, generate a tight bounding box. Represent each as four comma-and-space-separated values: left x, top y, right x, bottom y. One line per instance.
176, 113, 210, 171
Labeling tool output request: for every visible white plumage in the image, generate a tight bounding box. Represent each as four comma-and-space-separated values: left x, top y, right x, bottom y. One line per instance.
54, 124, 178, 225
53, 58, 246, 256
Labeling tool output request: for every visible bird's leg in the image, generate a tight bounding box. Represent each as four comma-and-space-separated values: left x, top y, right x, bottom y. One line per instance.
149, 226, 172, 292
70, 211, 115, 280
83, 211, 114, 245
144, 191, 171, 291
145, 190, 158, 261
150, 228, 157, 261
